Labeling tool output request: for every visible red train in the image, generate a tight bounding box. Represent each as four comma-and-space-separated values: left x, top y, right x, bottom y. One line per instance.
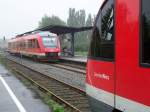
8, 31, 61, 61
86, 0, 150, 112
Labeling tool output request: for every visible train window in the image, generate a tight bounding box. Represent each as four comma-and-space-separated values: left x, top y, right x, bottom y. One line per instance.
141, 0, 150, 65
42, 37, 57, 48
28, 40, 32, 48
35, 39, 40, 48
88, 0, 114, 60
14, 42, 16, 49
31, 39, 36, 48
31, 39, 39, 48
21, 41, 24, 49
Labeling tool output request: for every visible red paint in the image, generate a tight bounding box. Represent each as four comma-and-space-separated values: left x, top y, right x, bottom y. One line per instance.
8, 32, 61, 61
116, 0, 150, 106
86, 0, 150, 110
86, 59, 115, 93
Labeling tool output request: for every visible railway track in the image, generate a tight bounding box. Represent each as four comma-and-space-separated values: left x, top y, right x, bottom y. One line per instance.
59, 58, 86, 69
6, 57, 91, 112
49, 63, 86, 74
6, 54, 86, 90
56, 61, 86, 70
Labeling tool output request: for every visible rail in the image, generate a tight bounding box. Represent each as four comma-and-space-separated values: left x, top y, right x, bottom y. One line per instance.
5, 57, 91, 112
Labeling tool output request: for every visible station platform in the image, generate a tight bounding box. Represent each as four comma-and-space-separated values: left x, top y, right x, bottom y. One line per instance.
0, 64, 50, 112
60, 56, 87, 63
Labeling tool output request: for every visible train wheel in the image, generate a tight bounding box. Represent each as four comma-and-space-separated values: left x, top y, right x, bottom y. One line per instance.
33, 55, 38, 62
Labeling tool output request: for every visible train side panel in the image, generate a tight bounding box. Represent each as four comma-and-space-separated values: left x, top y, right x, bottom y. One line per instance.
18, 35, 43, 58
86, 0, 150, 112
86, 59, 115, 112
116, 0, 150, 111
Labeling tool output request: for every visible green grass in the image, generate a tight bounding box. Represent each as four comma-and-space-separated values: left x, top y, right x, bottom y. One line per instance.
14, 71, 65, 112
44, 95, 64, 112
75, 51, 88, 56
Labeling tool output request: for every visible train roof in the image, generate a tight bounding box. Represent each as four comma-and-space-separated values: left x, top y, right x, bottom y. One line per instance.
38, 31, 57, 37
15, 31, 56, 37
16, 25, 93, 37
8, 31, 56, 42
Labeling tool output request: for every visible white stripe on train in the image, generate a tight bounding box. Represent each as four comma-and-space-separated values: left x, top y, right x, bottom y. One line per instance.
20, 51, 45, 56
86, 83, 150, 112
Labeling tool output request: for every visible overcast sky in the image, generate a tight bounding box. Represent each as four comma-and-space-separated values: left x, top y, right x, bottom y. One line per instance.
0, 0, 104, 39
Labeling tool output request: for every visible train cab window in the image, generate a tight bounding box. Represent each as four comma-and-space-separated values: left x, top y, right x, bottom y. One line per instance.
141, 0, 150, 65
42, 37, 57, 48
88, 0, 114, 61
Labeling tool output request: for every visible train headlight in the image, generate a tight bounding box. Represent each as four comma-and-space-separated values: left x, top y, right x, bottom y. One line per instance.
58, 52, 61, 56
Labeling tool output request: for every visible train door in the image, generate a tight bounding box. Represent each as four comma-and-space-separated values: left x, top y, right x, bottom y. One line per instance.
86, 0, 116, 111
115, 0, 150, 112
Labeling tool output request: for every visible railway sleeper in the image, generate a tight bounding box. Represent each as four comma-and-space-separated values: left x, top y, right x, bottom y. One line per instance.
45, 83, 65, 87
73, 103, 90, 109
43, 89, 71, 96
65, 100, 89, 106
46, 85, 67, 88
71, 100, 90, 105
80, 108, 92, 112
50, 89, 72, 93
47, 87, 70, 93
53, 89, 74, 93
36, 80, 52, 84
65, 98, 89, 102
62, 100, 90, 109
53, 92, 76, 97
63, 95, 87, 100
47, 86, 70, 90
59, 95, 83, 99
56, 92, 81, 96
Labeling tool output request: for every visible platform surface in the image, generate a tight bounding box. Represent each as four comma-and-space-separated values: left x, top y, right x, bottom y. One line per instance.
60, 55, 87, 63
0, 64, 50, 112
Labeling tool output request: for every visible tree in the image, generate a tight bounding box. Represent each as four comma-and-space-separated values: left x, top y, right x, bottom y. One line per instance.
38, 15, 66, 28
67, 8, 76, 27
38, 8, 94, 53
67, 8, 94, 52
86, 14, 93, 26
67, 8, 86, 27
86, 14, 93, 40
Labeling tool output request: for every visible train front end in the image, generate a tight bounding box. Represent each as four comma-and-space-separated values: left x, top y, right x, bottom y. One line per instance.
39, 32, 61, 61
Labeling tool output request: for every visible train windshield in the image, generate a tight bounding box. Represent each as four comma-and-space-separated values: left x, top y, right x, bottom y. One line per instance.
42, 37, 57, 48
88, 0, 114, 60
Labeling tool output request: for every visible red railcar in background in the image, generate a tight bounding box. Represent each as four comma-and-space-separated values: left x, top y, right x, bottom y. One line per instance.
8, 31, 61, 61
86, 0, 150, 112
